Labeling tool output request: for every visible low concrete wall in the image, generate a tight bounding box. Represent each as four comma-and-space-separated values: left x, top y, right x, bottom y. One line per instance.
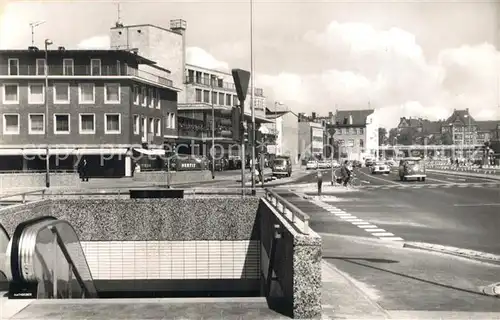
0, 173, 81, 190
1, 196, 321, 318
259, 199, 322, 319
133, 171, 213, 185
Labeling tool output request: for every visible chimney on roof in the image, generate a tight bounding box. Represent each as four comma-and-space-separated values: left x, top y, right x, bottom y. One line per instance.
329, 111, 334, 123
28, 46, 39, 52
348, 114, 353, 125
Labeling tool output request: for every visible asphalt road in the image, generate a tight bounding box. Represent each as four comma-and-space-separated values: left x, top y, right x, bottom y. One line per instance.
286, 167, 500, 255
275, 169, 500, 314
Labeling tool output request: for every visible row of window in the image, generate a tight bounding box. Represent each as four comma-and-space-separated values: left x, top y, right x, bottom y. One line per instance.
7, 57, 111, 76
1, 113, 121, 135
1, 83, 122, 105
131, 114, 171, 138
193, 88, 265, 110
132, 113, 175, 136
336, 128, 365, 135
337, 139, 365, 148
195, 88, 238, 106
132, 86, 161, 109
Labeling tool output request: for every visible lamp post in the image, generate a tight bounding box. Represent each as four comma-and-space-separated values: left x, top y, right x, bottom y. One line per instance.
274, 102, 283, 156
44, 39, 52, 188
210, 76, 222, 179
328, 127, 336, 185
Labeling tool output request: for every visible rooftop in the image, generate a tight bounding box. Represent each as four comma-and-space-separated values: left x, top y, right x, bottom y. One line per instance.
0, 49, 158, 65
334, 109, 374, 126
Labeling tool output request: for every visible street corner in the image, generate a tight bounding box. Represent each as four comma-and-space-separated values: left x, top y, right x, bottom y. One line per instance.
403, 242, 500, 266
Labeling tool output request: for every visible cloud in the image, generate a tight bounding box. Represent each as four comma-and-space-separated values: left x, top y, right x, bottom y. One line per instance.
77, 35, 110, 49
186, 47, 229, 71
258, 21, 500, 128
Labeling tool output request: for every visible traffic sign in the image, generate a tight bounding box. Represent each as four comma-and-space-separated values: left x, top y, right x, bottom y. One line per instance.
231, 69, 250, 103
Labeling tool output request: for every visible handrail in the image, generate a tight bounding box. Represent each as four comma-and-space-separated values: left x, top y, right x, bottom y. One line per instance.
14, 217, 97, 298
0, 189, 46, 203
48, 225, 92, 298
264, 188, 310, 234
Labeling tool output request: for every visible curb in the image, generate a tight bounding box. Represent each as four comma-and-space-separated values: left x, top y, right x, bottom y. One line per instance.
427, 169, 500, 181
403, 242, 500, 266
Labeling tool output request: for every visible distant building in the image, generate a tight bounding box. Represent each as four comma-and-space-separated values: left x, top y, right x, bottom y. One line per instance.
330, 109, 378, 161
264, 106, 299, 163
297, 112, 324, 161
0, 48, 179, 177
397, 109, 500, 147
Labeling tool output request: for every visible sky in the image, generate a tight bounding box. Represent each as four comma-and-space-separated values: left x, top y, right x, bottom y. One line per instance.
1, 0, 500, 128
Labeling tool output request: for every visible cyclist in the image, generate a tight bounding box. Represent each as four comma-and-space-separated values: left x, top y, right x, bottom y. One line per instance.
340, 160, 351, 187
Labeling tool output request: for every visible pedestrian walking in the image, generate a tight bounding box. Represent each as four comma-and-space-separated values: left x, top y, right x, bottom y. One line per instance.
317, 169, 323, 196
81, 158, 89, 182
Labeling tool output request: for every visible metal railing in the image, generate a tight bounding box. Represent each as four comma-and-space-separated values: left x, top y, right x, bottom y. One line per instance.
185, 76, 264, 96
264, 188, 310, 234
1, 64, 173, 87
0, 189, 46, 204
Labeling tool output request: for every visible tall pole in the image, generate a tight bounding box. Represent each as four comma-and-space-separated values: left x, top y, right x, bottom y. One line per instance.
30, 21, 45, 46
44, 39, 52, 188
250, 0, 256, 192
241, 121, 246, 195
211, 79, 215, 179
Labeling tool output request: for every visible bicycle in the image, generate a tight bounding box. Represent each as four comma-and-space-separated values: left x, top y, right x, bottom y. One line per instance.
332, 169, 361, 188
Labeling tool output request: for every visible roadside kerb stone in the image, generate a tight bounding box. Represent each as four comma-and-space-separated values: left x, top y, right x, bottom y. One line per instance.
404, 242, 500, 266
427, 169, 500, 180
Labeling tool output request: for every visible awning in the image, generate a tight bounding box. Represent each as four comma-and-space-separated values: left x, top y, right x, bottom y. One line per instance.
133, 148, 165, 156
0, 148, 75, 156
75, 148, 128, 155
0, 149, 23, 156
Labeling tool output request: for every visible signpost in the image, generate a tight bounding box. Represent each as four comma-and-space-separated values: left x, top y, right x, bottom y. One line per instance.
231, 68, 251, 194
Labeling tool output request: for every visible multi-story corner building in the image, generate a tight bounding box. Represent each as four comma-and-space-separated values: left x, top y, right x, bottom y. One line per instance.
180, 64, 269, 158
329, 109, 378, 161
0, 48, 179, 177
109, 20, 271, 159
263, 106, 299, 163
298, 113, 324, 161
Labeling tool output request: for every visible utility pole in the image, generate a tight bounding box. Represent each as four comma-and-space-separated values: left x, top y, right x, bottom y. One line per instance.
29, 21, 46, 46
250, 0, 256, 194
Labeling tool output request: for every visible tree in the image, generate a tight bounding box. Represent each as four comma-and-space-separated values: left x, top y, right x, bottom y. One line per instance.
378, 127, 387, 145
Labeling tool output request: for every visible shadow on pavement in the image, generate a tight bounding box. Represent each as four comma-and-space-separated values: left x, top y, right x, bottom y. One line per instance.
326, 257, 399, 264
325, 256, 493, 298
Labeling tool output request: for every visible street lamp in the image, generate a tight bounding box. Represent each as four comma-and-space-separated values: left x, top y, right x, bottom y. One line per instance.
44, 39, 52, 188
274, 101, 283, 156
210, 75, 222, 179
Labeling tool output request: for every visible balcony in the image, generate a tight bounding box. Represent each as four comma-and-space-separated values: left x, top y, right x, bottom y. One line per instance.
0, 64, 173, 87
185, 76, 264, 97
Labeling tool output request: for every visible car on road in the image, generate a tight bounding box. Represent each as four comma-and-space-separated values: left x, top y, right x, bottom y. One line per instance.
272, 157, 292, 177
318, 161, 330, 169
385, 159, 397, 167
352, 160, 362, 168
371, 161, 391, 174
306, 160, 318, 170
365, 158, 375, 167
398, 157, 426, 181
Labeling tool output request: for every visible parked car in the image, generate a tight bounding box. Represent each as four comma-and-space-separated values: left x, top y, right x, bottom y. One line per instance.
398, 157, 426, 181
306, 161, 318, 170
272, 157, 292, 177
365, 158, 375, 167
318, 161, 330, 169
371, 161, 391, 174
352, 160, 362, 168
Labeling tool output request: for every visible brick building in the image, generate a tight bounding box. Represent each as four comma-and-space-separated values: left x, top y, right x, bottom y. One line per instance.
0, 48, 179, 177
